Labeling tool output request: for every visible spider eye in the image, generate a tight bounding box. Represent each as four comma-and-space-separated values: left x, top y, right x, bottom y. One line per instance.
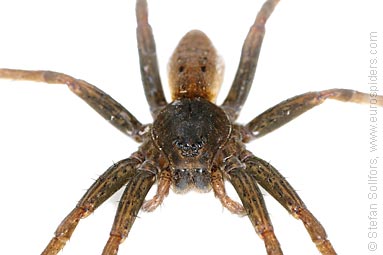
200, 66, 206, 72
178, 66, 184, 73
173, 135, 206, 158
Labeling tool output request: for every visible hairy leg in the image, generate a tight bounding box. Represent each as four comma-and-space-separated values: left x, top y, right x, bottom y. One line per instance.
0, 69, 146, 142
229, 169, 282, 255
221, 0, 279, 120
241, 151, 336, 254
244, 88, 383, 140
136, 0, 167, 117
41, 154, 143, 255
223, 155, 282, 255
102, 165, 156, 255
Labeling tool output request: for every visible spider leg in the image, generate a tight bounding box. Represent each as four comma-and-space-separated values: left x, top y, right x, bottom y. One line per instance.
141, 168, 171, 212
211, 165, 245, 215
0, 69, 146, 142
41, 154, 143, 255
221, 0, 279, 121
241, 151, 336, 254
102, 163, 156, 255
244, 88, 383, 140
225, 157, 283, 255
136, 0, 167, 117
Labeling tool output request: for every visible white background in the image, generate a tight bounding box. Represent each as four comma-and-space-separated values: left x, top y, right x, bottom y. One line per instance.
0, 0, 381, 254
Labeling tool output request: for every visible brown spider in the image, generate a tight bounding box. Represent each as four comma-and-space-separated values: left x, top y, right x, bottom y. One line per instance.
0, 0, 381, 254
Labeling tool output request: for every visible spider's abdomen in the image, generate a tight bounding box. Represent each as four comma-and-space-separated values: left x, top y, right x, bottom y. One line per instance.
152, 98, 231, 193
168, 30, 224, 103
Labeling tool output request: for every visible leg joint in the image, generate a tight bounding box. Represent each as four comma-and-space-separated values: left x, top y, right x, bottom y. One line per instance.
138, 160, 159, 175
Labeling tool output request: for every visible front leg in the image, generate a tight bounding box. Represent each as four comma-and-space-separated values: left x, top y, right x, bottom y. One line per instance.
0, 69, 146, 142
229, 170, 282, 255
241, 151, 336, 254
223, 156, 283, 255
42, 154, 143, 255
102, 162, 156, 255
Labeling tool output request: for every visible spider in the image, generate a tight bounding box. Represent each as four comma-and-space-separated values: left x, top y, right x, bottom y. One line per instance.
0, 0, 381, 254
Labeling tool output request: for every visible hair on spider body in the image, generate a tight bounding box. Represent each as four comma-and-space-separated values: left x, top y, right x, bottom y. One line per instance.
168, 30, 224, 102
0, 0, 381, 254
152, 97, 231, 193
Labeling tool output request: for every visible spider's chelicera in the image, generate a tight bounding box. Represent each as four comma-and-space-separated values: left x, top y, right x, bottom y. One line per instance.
1, 0, 382, 254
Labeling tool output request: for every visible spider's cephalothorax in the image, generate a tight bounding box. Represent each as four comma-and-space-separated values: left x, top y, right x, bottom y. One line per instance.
152, 97, 231, 193
1, 0, 382, 254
